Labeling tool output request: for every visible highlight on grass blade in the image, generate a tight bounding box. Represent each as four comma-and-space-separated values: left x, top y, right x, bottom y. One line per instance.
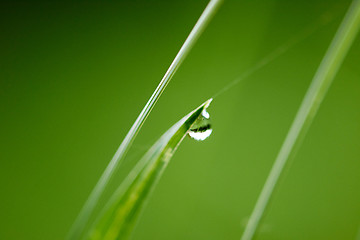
87, 99, 213, 240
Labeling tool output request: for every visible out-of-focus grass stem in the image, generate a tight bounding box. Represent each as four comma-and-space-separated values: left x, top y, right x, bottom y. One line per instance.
241, 0, 360, 239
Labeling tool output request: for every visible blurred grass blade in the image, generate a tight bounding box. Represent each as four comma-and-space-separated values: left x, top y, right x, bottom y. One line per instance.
67, 1, 222, 239
87, 99, 213, 240
241, 0, 360, 239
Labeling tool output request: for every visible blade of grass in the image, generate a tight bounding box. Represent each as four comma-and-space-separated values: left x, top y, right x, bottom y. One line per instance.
87, 99, 213, 240
241, 0, 360, 239
67, 1, 222, 239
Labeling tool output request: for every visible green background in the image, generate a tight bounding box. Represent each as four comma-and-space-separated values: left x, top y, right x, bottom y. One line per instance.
1, 1, 359, 239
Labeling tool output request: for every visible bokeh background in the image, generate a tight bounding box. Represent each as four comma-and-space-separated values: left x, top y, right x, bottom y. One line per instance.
1, 0, 359, 239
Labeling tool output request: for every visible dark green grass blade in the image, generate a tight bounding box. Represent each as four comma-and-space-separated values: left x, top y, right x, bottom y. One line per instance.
87, 99, 212, 240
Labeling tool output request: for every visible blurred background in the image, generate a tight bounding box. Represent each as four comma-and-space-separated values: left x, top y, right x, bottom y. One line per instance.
1, 0, 359, 239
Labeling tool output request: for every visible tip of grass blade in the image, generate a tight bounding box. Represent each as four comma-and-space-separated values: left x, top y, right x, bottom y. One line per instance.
204, 98, 213, 108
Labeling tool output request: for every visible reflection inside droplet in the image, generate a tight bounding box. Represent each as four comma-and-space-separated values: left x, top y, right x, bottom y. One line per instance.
188, 128, 212, 141
188, 109, 212, 141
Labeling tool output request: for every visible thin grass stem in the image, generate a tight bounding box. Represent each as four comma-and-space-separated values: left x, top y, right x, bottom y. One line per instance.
67, 1, 222, 239
241, 0, 360, 239
212, 12, 331, 99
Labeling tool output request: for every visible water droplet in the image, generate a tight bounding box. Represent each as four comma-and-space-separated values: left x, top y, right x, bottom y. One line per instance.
202, 109, 210, 119
188, 109, 212, 141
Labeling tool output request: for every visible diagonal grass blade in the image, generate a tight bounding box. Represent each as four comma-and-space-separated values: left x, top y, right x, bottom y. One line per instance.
67, 1, 222, 239
241, 0, 360, 239
87, 99, 213, 240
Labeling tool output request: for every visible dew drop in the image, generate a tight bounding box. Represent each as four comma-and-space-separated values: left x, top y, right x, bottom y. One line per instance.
188, 109, 212, 141
202, 109, 210, 119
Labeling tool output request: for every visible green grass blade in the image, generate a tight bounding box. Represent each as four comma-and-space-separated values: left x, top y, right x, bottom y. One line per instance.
87, 99, 213, 240
67, 1, 222, 239
241, 0, 360, 239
